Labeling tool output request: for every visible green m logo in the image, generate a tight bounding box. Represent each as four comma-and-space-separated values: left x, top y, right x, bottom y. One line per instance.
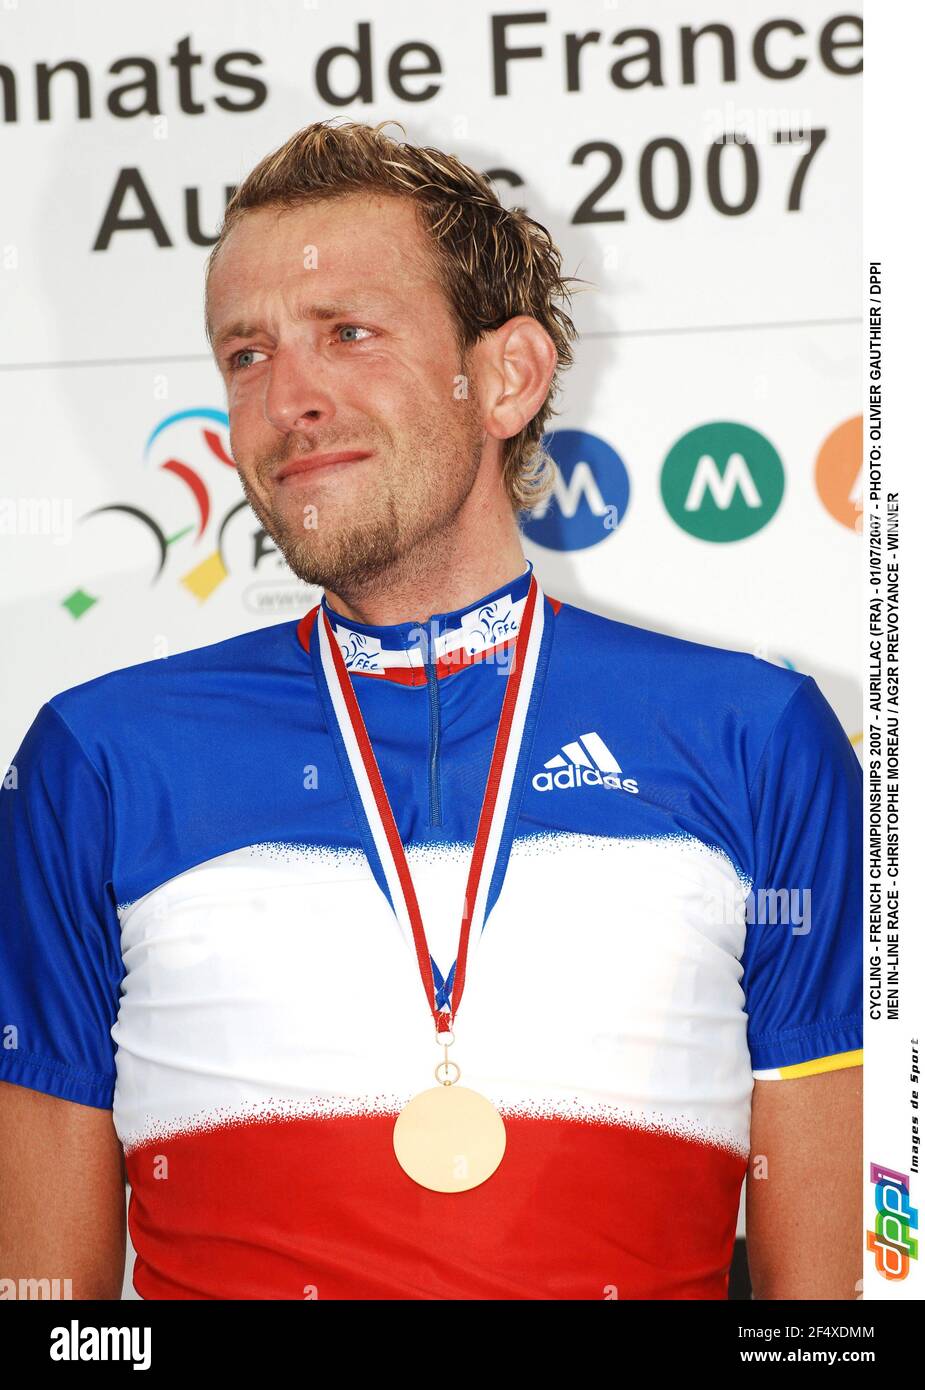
660, 422, 785, 542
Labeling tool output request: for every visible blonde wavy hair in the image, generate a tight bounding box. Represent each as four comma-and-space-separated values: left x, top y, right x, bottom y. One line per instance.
205, 119, 579, 513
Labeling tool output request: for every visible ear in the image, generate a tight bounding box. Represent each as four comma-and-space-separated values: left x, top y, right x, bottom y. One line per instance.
474, 316, 558, 444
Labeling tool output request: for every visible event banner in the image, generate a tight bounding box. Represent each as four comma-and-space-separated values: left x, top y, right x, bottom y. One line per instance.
2, 2, 861, 749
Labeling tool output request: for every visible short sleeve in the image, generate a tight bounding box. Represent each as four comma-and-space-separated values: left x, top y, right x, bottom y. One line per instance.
0, 702, 123, 1107
740, 676, 863, 1079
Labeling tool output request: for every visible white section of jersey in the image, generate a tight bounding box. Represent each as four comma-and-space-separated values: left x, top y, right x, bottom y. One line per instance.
112, 831, 753, 1159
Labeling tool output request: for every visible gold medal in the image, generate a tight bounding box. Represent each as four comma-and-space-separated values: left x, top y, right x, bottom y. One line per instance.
393, 1050, 506, 1193
313, 570, 546, 1191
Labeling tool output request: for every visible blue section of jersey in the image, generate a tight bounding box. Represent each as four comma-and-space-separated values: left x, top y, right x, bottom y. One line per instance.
740, 676, 863, 1070
0, 573, 863, 1108
0, 703, 122, 1107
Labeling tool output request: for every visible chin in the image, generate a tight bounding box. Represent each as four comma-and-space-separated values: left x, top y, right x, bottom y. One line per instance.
270, 533, 355, 590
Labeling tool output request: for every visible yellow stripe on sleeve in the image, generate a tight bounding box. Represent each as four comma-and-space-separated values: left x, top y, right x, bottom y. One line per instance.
777, 1049, 863, 1079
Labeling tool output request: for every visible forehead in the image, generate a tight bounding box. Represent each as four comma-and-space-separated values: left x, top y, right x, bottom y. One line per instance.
206, 192, 441, 334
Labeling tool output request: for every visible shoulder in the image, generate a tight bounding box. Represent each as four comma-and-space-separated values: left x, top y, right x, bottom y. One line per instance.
44, 618, 303, 750
550, 596, 808, 729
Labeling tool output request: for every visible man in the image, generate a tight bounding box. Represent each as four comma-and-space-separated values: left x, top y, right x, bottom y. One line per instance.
0, 120, 861, 1300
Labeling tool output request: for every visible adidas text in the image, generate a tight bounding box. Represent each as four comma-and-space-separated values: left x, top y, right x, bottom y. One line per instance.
532, 765, 639, 794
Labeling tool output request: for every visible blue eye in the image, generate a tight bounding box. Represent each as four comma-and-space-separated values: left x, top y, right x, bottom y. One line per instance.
228, 348, 266, 372
338, 325, 372, 343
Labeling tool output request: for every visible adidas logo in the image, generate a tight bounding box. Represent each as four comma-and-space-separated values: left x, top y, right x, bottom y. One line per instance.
532, 732, 639, 794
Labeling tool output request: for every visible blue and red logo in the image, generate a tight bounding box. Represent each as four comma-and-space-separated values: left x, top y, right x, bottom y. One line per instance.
62, 408, 255, 617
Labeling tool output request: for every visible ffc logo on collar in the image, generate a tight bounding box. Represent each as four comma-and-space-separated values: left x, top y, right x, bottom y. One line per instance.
333, 592, 525, 673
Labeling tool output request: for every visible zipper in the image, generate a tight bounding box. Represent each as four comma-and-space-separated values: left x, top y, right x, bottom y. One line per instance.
424, 654, 443, 827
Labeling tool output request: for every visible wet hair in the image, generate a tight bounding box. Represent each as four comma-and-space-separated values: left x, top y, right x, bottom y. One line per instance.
205, 119, 580, 512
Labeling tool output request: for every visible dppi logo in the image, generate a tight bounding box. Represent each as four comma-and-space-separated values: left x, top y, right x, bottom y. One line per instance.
866, 1163, 918, 1280
61, 409, 300, 618
521, 430, 630, 552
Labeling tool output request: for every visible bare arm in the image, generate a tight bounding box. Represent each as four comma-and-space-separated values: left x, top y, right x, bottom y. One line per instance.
0, 1080, 126, 1299
746, 1066, 862, 1299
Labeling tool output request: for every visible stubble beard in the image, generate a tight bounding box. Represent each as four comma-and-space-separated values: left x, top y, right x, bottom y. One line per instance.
237, 397, 485, 597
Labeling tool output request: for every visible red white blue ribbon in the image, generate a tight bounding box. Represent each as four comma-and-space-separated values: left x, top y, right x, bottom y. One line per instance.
316, 573, 546, 1033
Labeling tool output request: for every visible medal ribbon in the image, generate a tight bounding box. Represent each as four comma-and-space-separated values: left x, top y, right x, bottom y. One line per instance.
316, 573, 543, 1035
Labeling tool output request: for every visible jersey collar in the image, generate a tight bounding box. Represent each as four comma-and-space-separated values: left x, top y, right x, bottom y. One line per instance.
300, 560, 534, 681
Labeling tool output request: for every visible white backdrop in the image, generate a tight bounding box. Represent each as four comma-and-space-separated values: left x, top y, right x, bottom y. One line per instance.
0, 0, 863, 762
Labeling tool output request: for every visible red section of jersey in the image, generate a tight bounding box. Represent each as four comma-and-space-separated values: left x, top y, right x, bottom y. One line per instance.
127, 1111, 743, 1300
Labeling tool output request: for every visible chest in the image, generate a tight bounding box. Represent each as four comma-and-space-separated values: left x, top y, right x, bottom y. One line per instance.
111, 829, 753, 1158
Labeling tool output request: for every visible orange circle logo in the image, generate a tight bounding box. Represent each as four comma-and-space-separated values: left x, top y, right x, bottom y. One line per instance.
816, 417, 862, 531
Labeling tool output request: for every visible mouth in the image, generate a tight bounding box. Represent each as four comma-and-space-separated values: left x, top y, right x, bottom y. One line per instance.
273, 450, 373, 486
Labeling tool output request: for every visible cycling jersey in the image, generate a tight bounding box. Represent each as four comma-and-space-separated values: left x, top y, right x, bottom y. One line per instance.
0, 558, 862, 1300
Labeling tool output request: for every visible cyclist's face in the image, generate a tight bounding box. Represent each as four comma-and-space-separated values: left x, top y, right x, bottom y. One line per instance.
207, 193, 484, 590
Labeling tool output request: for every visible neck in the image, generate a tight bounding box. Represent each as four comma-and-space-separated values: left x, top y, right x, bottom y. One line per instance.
324, 504, 526, 627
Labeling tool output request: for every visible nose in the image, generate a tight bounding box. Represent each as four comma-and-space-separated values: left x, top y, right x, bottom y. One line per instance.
262, 343, 336, 435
